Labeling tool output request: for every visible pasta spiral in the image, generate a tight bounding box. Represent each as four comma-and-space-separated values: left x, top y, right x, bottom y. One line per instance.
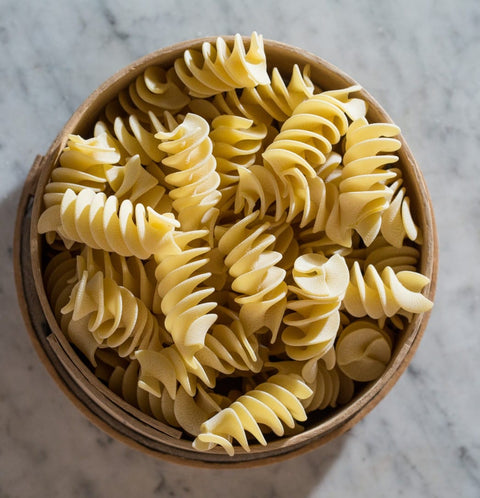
62, 270, 163, 363
37, 188, 180, 259
335, 320, 392, 382
153, 231, 218, 365
283, 253, 349, 361
381, 174, 421, 247
157, 113, 221, 236
174, 32, 270, 98
343, 262, 433, 319
75, 246, 157, 310
239, 64, 315, 123
43, 133, 119, 209
327, 117, 401, 247
135, 316, 263, 399
106, 154, 169, 212
192, 373, 312, 455
209, 115, 267, 210
97, 351, 224, 436
217, 211, 288, 340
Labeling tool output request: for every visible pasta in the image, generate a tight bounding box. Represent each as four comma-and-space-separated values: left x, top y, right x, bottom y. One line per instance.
343, 262, 433, 319
37, 33, 434, 456
37, 188, 180, 259
335, 320, 392, 382
174, 32, 270, 98
217, 211, 288, 340
282, 253, 349, 361
156, 113, 221, 236
193, 373, 312, 455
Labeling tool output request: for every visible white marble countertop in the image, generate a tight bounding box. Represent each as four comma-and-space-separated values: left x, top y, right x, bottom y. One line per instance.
1, 0, 479, 496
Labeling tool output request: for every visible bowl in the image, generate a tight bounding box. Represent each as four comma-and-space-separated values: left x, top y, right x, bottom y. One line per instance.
14, 36, 437, 467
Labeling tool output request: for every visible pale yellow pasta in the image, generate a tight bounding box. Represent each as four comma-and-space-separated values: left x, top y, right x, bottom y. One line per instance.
75, 246, 157, 310
217, 211, 288, 340
238, 64, 315, 123
209, 115, 267, 210
193, 373, 312, 455
283, 253, 349, 361
343, 262, 433, 319
381, 174, 421, 247
156, 113, 221, 236
106, 154, 170, 212
37, 35, 435, 456
136, 316, 263, 399
62, 270, 165, 363
37, 188, 180, 259
153, 237, 218, 366
335, 320, 392, 382
327, 117, 401, 247
174, 32, 270, 98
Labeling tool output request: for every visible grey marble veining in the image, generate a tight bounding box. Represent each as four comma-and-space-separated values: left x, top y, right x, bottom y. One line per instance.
1, 0, 479, 496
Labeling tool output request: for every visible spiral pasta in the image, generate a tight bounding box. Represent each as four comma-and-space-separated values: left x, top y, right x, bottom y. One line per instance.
62, 269, 164, 364
343, 262, 433, 319
327, 117, 401, 247
37, 188, 180, 259
37, 35, 434, 456
239, 64, 315, 123
335, 320, 392, 382
209, 115, 267, 210
153, 230, 217, 364
135, 315, 263, 400
193, 373, 312, 455
156, 113, 221, 236
97, 351, 225, 436
217, 211, 288, 340
75, 246, 157, 310
381, 175, 421, 247
283, 253, 349, 361
106, 154, 169, 212
174, 32, 270, 98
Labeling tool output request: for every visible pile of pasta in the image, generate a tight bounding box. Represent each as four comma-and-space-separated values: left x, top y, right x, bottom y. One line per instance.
37, 33, 433, 456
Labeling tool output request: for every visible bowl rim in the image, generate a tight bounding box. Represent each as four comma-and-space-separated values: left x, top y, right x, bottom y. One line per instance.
14, 35, 438, 467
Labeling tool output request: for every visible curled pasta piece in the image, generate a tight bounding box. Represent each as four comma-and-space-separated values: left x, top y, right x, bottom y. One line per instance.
193, 373, 312, 455
239, 64, 315, 123
343, 262, 433, 319
327, 117, 401, 247
106, 155, 171, 212
44, 251, 78, 330
97, 352, 224, 436
381, 174, 421, 247
174, 32, 270, 98
62, 270, 164, 364
37, 188, 180, 259
135, 343, 217, 399
43, 133, 120, 209
262, 91, 353, 183
364, 236, 420, 273
283, 253, 349, 361
157, 113, 221, 236
209, 115, 267, 209
335, 320, 392, 382
217, 211, 288, 340
234, 164, 287, 221
75, 246, 157, 310
136, 316, 263, 400
153, 230, 218, 364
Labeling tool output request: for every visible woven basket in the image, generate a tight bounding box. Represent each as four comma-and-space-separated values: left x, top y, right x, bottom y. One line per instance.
14, 37, 438, 467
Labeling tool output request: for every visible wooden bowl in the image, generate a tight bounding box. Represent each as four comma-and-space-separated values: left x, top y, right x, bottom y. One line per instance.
14, 36, 438, 467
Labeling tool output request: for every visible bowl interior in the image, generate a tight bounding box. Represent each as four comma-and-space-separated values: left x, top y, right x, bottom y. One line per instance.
24, 37, 437, 466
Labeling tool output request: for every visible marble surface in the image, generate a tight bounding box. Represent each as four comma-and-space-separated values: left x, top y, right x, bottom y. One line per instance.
1, 0, 479, 496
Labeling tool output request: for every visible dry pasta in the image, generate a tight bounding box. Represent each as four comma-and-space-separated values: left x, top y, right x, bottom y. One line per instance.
37, 33, 434, 456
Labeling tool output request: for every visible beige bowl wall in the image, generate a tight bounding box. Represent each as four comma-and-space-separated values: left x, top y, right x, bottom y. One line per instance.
14, 37, 438, 467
